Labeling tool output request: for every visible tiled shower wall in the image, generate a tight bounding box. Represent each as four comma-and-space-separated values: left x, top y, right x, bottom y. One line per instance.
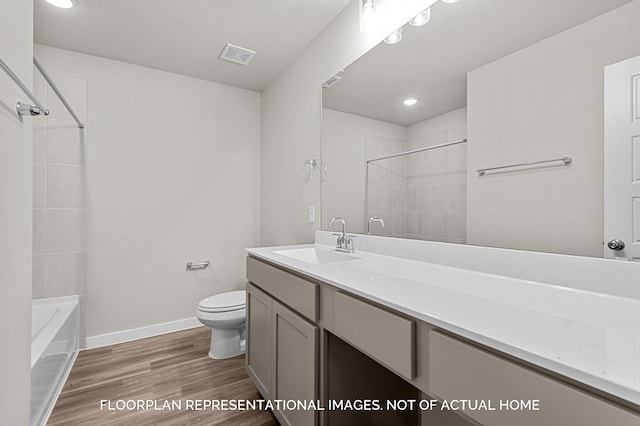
405, 130, 467, 243
32, 69, 88, 312
366, 125, 467, 243
366, 135, 409, 237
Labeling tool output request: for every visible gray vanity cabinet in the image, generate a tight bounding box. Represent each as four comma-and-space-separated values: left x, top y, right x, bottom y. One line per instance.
246, 254, 640, 426
246, 283, 273, 399
246, 258, 319, 426
272, 301, 318, 426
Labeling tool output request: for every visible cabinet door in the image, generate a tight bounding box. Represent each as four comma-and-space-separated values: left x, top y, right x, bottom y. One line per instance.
272, 301, 318, 426
429, 331, 640, 426
246, 283, 273, 399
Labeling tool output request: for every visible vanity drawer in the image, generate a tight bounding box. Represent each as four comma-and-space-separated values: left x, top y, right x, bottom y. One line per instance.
246, 256, 318, 322
429, 331, 639, 426
333, 291, 415, 380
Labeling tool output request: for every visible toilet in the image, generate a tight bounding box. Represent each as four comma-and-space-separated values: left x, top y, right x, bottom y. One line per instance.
196, 290, 246, 359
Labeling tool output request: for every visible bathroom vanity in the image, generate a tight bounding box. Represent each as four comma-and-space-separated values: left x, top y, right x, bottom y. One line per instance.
245, 232, 640, 426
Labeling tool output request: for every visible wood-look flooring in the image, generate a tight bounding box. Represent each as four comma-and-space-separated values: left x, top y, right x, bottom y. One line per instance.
48, 326, 278, 426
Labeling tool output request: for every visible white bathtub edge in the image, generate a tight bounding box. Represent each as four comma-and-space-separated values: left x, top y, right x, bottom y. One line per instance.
85, 317, 202, 349
39, 349, 78, 426
31, 297, 79, 369
32, 294, 79, 306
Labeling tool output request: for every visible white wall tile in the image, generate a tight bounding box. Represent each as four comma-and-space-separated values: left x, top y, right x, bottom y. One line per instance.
33, 123, 47, 162
392, 187, 406, 211
378, 186, 393, 211
366, 185, 378, 210
33, 163, 46, 208
47, 209, 86, 252
406, 186, 416, 210
448, 183, 467, 210
417, 211, 431, 236
416, 186, 431, 210
448, 211, 467, 240
448, 153, 467, 185
431, 184, 449, 210
47, 164, 85, 208
32, 254, 46, 299
406, 211, 417, 235
33, 209, 46, 254
46, 252, 86, 295
431, 211, 449, 238
47, 119, 85, 164
391, 211, 405, 237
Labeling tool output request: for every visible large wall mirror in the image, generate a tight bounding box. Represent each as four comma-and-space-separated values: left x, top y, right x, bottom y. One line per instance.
321, 0, 640, 257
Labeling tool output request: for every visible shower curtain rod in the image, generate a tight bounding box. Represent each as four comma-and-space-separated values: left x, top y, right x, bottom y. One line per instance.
0, 56, 49, 116
366, 139, 467, 164
34, 57, 85, 129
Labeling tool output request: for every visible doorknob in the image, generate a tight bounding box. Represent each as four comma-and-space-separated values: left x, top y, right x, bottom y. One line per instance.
607, 239, 625, 251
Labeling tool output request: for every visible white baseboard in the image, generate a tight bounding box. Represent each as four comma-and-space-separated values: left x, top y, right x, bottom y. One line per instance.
85, 317, 202, 349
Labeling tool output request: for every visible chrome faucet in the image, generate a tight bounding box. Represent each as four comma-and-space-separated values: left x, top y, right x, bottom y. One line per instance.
367, 216, 385, 235
329, 217, 354, 253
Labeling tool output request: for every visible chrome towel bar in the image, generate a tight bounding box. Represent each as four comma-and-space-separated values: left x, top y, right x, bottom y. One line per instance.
186, 260, 210, 270
477, 156, 572, 176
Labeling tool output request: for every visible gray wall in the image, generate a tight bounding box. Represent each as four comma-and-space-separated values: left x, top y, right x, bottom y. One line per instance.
0, 1, 33, 423
35, 45, 261, 338
467, 1, 640, 256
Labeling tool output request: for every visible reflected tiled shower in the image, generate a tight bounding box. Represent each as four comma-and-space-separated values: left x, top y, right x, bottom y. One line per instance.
366, 131, 467, 243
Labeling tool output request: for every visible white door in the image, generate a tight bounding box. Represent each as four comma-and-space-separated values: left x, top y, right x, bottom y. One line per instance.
604, 55, 640, 260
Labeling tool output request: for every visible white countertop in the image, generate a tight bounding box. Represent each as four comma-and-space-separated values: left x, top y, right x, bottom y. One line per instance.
246, 242, 640, 407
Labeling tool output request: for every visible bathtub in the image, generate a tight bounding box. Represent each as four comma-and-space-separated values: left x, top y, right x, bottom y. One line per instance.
31, 296, 79, 426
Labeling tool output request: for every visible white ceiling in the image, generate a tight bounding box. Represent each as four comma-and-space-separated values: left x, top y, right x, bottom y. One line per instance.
322, 0, 635, 126
34, 0, 350, 91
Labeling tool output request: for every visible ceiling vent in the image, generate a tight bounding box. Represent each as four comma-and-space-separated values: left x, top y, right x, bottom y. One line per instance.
219, 43, 256, 66
322, 75, 342, 89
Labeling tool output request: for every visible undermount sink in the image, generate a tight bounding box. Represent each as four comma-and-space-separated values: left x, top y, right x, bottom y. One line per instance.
274, 247, 360, 264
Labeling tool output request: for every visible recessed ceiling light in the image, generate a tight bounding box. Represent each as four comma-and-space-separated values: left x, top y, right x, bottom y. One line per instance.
441, 0, 459, 3
45, 0, 76, 8
403, 98, 418, 106
384, 27, 403, 45
410, 8, 431, 26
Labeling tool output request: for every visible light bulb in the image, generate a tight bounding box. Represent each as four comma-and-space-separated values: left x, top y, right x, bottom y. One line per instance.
410, 8, 431, 26
45, 0, 76, 8
384, 27, 403, 45
361, 0, 375, 33
403, 98, 418, 106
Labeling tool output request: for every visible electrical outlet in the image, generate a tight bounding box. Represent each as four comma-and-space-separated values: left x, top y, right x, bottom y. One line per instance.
308, 206, 315, 223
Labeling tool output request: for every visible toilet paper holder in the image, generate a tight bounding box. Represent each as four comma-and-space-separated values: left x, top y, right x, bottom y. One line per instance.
186, 260, 210, 270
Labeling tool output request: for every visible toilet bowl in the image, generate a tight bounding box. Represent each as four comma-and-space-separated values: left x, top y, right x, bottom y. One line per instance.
196, 290, 246, 359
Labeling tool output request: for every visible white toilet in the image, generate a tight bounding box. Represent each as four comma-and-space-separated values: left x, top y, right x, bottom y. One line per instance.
196, 290, 246, 359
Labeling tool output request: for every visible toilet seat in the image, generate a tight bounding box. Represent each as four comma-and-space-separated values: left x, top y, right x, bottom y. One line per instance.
198, 290, 245, 313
